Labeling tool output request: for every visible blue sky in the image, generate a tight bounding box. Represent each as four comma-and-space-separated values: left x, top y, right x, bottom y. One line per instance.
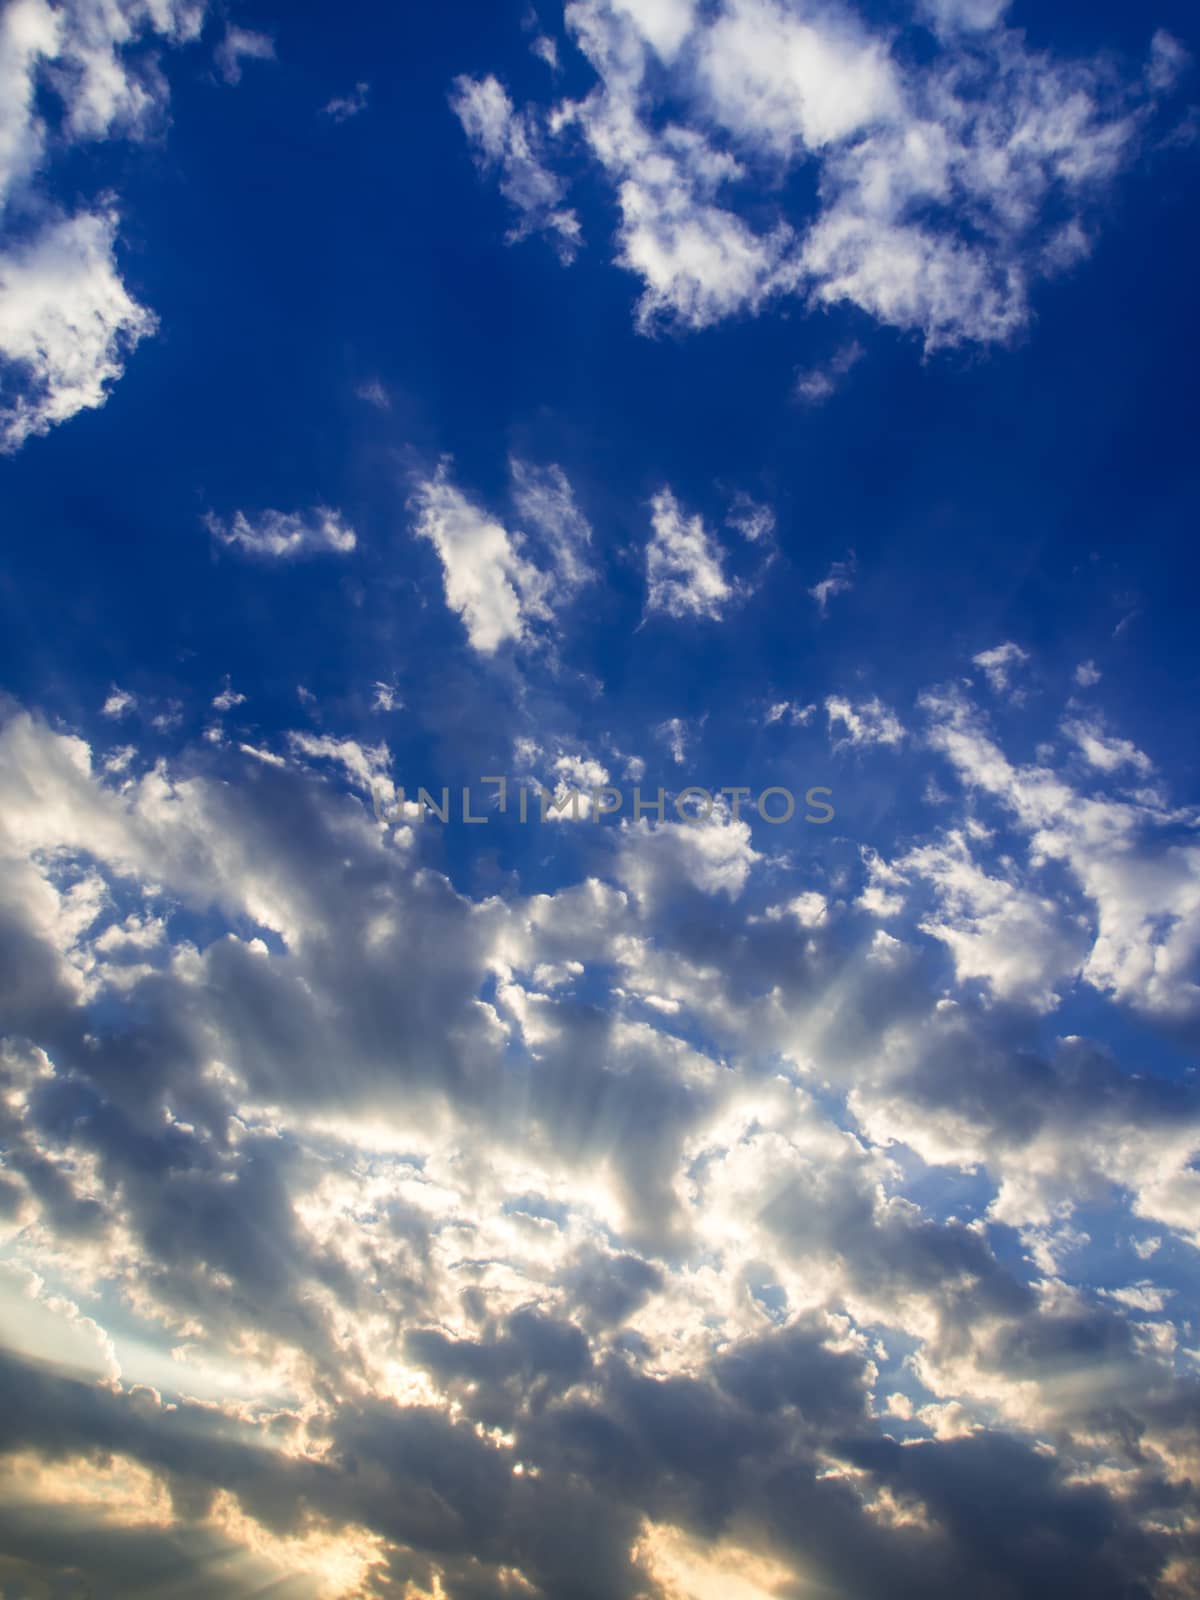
1, 1, 1200, 1596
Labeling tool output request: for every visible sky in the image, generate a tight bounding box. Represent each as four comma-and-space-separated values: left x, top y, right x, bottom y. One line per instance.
1, 0, 1199, 1595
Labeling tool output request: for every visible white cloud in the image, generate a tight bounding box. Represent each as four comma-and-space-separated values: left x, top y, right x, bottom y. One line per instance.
826, 694, 905, 748
0, 0, 60, 211
809, 554, 856, 614
451, 74, 581, 260
0, 1, 210, 450
204, 506, 357, 559
655, 717, 688, 764
509, 457, 594, 593
726, 492, 775, 544
321, 81, 369, 121
212, 680, 246, 712
921, 686, 1200, 1016
920, 0, 1010, 35
794, 339, 865, 404
0, 209, 156, 451
695, 0, 901, 155
101, 686, 136, 720
1074, 660, 1102, 688
764, 700, 815, 727
901, 829, 1089, 1011
617, 803, 761, 903
531, 34, 559, 71
645, 488, 734, 621
761, 891, 828, 928
972, 641, 1029, 694
460, 0, 1184, 346
371, 682, 401, 713
412, 468, 540, 653
1063, 717, 1153, 777
214, 25, 274, 86
411, 458, 591, 654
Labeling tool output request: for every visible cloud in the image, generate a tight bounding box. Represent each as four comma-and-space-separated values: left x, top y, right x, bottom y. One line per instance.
645, 488, 735, 621
726, 492, 776, 544
531, 33, 559, 72
321, 80, 369, 121
825, 693, 906, 747
972, 641, 1029, 694
370, 682, 401, 713
1074, 659, 1102, 687
920, 0, 1011, 32
1, 699, 1200, 1596
355, 378, 389, 408
100, 686, 137, 720
411, 458, 592, 654
655, 716, 689, 764
509, 457, 594, 593
764, 700, 815, 726
1063, 715, 1154, 776
451, 73, 581, 260
0, 0, 210, 451
897, 828, 1089, 1010
0, 209, 156, 451
204, 506, 357, 559
795, 339, 866, 404
214, 25, 274, 86
918, 685, 1200, 1016
809, 553, 857, 614
211, 679, 246, 712
457, 0, 1187, 345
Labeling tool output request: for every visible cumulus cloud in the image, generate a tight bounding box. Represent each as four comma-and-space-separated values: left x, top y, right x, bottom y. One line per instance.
204, 505, 358, 559
0, 209, 156, 451
456, 0, 1187, 346
0, 0, 211, 450
917, 685, 1200, 1016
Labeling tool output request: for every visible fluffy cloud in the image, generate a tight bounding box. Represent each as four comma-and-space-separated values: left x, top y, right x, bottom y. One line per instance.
0, 0, 210, 450
918, 686, 1200, 1017
411, 457, 593, 653
972, 640, 1029, 694
0, 209, 156, 451
0, 704, 1196, 1600
1, 681, 1199, 1596
645, 487, 734, 620
825, 692, 906, 747
457, 0, 1187, 346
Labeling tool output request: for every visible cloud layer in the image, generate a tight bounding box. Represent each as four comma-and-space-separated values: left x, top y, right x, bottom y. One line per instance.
455, 0, 1188, 346
1, 655, 1198, 1596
